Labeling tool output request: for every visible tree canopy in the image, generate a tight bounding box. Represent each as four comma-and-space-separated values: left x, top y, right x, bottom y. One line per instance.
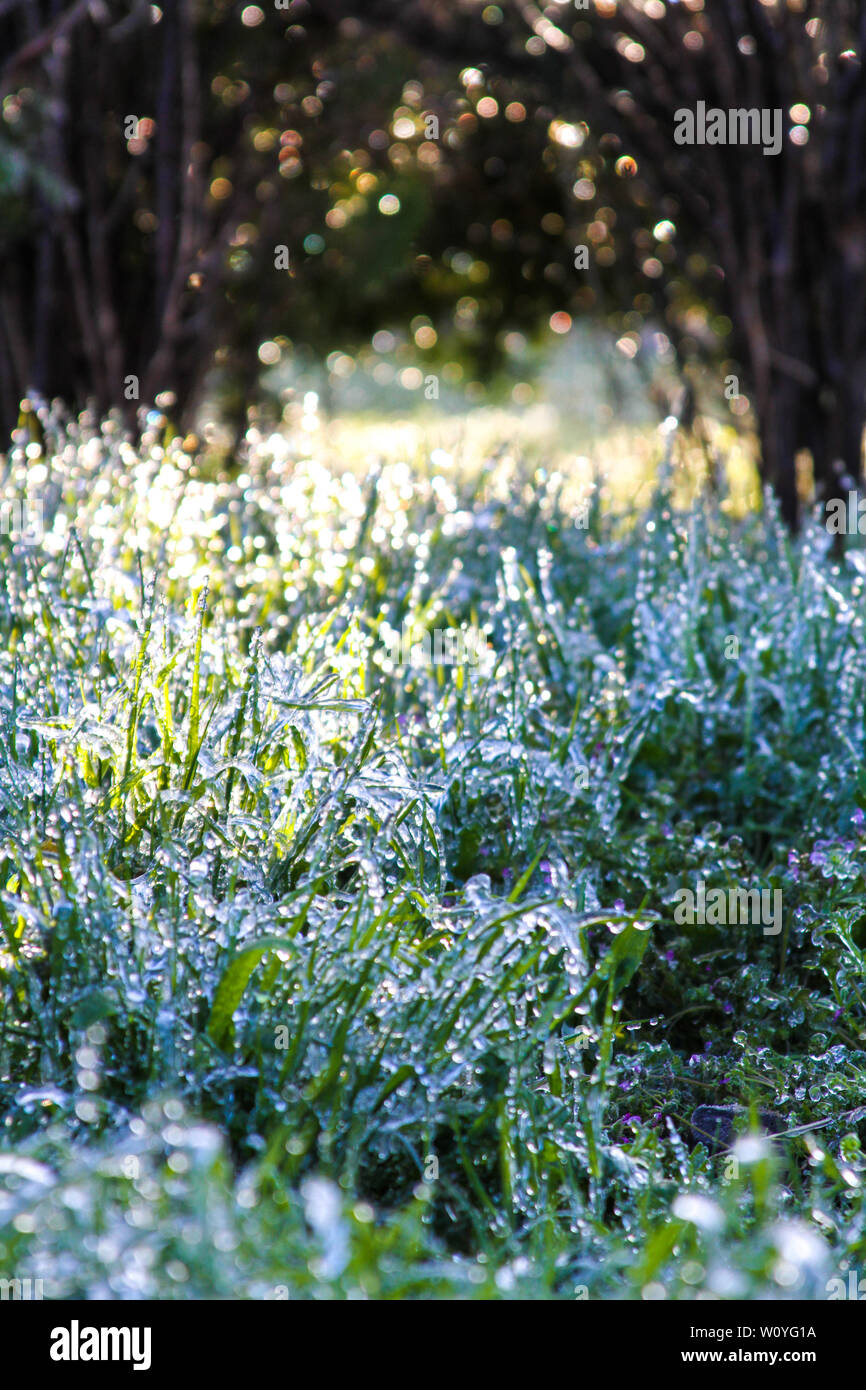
1, 1, 864, 522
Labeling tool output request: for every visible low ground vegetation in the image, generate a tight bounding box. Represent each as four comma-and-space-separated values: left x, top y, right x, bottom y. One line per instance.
0, 407, 864, 1299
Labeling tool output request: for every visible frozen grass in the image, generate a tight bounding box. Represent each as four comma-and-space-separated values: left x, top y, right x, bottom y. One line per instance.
0, 400, 864, 1300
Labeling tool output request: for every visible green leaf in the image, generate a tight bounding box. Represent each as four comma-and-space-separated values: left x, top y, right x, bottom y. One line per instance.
208, 936, 298, 1050
70, 987, 119, 1029
589, 917, 654, 998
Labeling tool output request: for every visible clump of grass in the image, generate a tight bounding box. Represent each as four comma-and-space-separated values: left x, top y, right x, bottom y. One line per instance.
0, 400, 864, 1299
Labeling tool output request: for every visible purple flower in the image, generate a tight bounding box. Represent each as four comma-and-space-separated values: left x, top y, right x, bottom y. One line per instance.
853, 808, 865, 829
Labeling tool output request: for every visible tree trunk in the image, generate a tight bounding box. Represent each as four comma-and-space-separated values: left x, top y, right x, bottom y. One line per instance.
760, 378, 800, 529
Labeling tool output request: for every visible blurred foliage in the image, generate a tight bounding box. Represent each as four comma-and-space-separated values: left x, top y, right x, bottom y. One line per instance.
0, 0, 735, 433
3, 0, 864, 524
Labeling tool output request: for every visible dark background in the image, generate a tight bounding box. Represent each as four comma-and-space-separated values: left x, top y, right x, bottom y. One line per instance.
1, 0, 865, 524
